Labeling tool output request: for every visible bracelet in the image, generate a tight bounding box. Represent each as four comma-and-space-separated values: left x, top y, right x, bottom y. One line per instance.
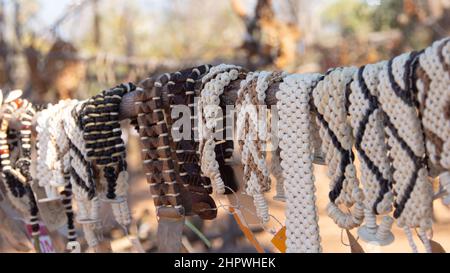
349, 63, 396, 245
378, 51, 433, 251
80, 84, 134, 228
416, 37, 450, 174
277, 73, 322, 253
312, 68, 364, 229
136, 74, 185, 216
0, 97, 41, 237
80, 84, 133, 199
350, 62, 394, 216
63, 100, 103, 248
198, 64, 242, 194
167, 65, 219, 220
36, 100, 78, 243
236, 71, 284, 223
169, 66, 212, 191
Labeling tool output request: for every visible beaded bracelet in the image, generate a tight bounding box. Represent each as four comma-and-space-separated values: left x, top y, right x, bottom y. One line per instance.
80, 84, 133, 199
378, 51, 433, 252
0, 97, 41, 240
166, 66, 221, 219
169, 66, 213, 191
198, 64, 243, 194
276, 73, 322, 253
416, 37, 450, 175
312, 67, 365, 229
80, 83, 134, 228
349, 63, 396, 244
36, 100, 78, 243
135, 75, 185, 216
63, 100, 103, 248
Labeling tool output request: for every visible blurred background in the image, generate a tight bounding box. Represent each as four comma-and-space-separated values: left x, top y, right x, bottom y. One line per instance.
0, 0, 449, 253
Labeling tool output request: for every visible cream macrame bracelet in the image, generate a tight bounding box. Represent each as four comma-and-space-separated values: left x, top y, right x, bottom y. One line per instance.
198, 64, 241, 194
349, 63, 395, 245
236, 71, 285, 223
277, 73, 322, 253
312, 67, 365, 230
378, 51, 433, 252
237, 72, 266, 222
416, 37, 450, 175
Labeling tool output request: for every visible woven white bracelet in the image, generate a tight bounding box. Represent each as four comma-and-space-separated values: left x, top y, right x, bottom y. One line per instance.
277, 73, 322, 253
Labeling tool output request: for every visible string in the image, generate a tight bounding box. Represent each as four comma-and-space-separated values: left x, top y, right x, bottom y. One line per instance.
340, 229, 361, 246
340, 229, 350, 247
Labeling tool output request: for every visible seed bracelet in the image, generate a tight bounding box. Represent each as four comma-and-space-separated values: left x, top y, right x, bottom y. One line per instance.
167, 66, 219, 219
135, 75, 185, 216
63, 100, 103, 249
170, 66, 213, 192
80, 83, 134, 228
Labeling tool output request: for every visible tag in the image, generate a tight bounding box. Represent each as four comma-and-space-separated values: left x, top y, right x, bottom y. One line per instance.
346, 230, 365, 253
430, 239, 446, 253
271, 226, 286, 253
229, 207, 265, 253
26, 223, 56, 253
31, 184, 66, 231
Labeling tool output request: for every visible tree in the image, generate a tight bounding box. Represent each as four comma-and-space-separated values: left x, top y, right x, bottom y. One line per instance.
231, 0, 301, 70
